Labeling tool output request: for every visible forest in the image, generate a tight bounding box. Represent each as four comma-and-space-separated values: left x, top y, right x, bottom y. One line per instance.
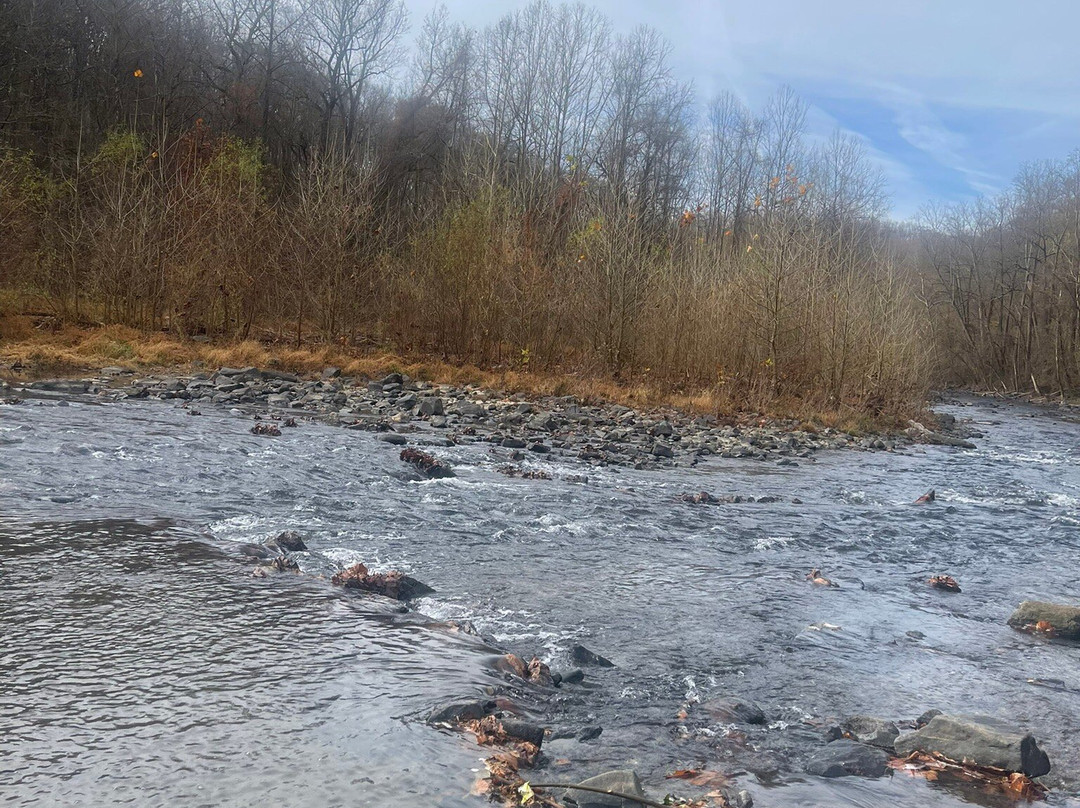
1, 0, 1079, 416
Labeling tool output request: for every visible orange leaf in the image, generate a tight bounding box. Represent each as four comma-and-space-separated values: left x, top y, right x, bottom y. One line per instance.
666, 769, 731, 787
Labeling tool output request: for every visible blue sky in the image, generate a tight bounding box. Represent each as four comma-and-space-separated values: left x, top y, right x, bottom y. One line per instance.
404, 0, 1080, 219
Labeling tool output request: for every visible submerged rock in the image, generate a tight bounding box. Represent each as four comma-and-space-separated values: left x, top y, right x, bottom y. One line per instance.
841, 715, 900, 750
559, 668, 585, 685
702, 697, 767, 725
571, 644, 615, 668
560, 769, 646, 808
252, 555, 300, 577
1008, 601, 1080, 639
500, 718, 545, 748
894, 714, 1051, 777
427, 699, 495, 725
678, 491, 719, 504
331, 562, 434, 600
805, 739, 889, 777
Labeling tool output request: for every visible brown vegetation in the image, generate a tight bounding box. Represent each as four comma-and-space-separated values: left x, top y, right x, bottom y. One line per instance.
4, 0, 1075, 415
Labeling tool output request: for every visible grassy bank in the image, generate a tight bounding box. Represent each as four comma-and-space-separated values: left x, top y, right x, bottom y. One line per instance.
0, 315, 921, 433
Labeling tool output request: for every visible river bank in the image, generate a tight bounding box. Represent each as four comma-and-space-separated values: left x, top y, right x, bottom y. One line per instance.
1, 363, 974, 472
0, 319, 927, 433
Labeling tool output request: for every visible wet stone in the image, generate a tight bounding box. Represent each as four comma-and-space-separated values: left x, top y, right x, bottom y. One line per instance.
805, 739, 889, 778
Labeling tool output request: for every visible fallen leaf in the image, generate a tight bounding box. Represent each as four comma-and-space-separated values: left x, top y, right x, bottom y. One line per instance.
666, 769, 731, 787
519, 781, 535, 804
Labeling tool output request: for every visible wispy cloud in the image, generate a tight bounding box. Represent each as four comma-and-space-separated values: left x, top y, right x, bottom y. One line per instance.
404, 0, 1080, 217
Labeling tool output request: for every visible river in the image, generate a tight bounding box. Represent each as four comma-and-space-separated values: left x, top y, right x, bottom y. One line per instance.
2, 390, 1078, 807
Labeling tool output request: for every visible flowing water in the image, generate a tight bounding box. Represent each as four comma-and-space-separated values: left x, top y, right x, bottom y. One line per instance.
2, 390, 1080, 807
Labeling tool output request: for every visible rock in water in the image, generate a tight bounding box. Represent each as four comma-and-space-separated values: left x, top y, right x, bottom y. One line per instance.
427, 700, 495, 725
1008, 601, 1080, 639
561, 770, 646, 808
399, 448, 455, 479
331, 562, 434, 600
269, 530, 307, 552
571, 644, 615, 667
500, 718, 545, 748
841, 715, 900, 750
916, 708, 943, 728
805, 740, 889, 777
893, 714, 1051, 777
702, 697, 767, 725
929, 574, 961, 592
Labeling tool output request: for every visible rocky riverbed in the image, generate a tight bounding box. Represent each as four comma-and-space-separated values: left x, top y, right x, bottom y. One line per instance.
9, 374, 1072, 808
5, 364, 973, 471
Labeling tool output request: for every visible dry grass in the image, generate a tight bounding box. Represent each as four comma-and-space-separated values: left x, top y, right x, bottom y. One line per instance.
0, 316, 923, 432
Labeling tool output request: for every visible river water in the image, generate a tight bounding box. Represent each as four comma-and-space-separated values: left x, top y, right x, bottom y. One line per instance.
2, 390, 1079, 807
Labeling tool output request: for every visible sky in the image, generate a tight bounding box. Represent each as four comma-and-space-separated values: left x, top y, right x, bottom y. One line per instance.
402, 0, 1080, 220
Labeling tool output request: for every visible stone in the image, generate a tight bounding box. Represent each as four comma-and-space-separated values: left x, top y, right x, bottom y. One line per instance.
726, 790, 754, 808
561, 770, 646, 808
454, 402, 486, 417
427, 699, 495, 725
701, 697, 766, 725
331, 562, 434, 601
528, 413, 559, 432
893, 714, 1051, 777
500, 718, 545, 748
418, 397, 444, 416
1007, 601, 1080, 639
577, 725, 603, 741
916, 708, 942, 728
399, 448, 455, 479
651, 443, 675, 458
805, 740, 889, 778
501, 437, 527, 449
377, 433, 407, 445
239, 543, 274, 559
571, 644, 614, 667
560, 668, 585, 684
841, 715, 899, 750
321, 366, 341, 379
270, 530, 307, 552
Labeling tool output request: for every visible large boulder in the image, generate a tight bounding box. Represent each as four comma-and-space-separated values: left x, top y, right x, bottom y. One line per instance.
841, 715, 900, 750
561, 770, 646, 808
893, 714, 1051, 777
1007, 601, 1080, 639
805, 740, 889, 778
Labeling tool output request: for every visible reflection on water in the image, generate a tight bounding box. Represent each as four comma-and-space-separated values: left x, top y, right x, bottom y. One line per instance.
1, 392, 1079, 806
